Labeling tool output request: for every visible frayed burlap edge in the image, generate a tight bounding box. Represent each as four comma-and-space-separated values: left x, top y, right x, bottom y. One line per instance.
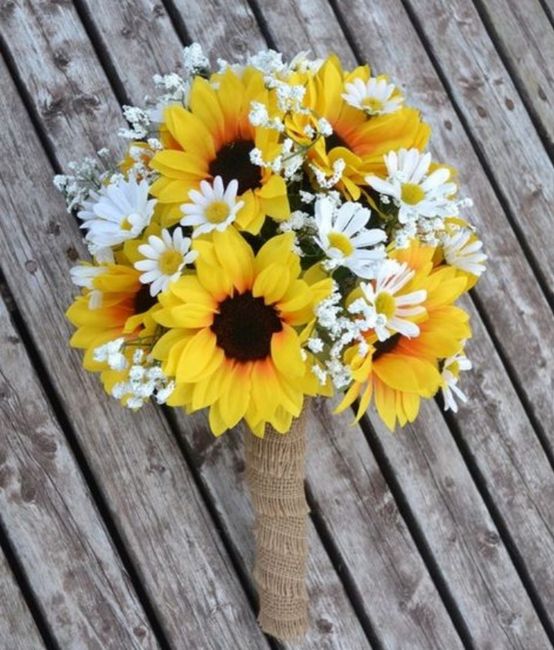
244, 410, 310, 641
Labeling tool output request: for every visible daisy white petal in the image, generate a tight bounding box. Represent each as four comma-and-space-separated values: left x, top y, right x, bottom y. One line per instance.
314, 197, 387, 279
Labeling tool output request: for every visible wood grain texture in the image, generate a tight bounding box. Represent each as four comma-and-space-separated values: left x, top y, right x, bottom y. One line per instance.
363, 399, 552, 649
256, 0, 554, 457
399, 0, 554, 293
473, 0, 554, 154
247, 0, 554, 644
0, 551, 44, 650
0, 297, 158, 649
0, 10, 269, 648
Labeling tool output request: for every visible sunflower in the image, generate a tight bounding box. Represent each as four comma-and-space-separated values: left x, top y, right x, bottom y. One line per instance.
66, 261, 158, 379
286, 55, 430, 200
148, 67, 290, 232
337, 242, 471, 429
151, 228, 332, 436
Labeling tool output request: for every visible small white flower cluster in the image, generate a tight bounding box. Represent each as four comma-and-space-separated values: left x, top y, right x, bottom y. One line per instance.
182, 42, 210, 75
248, 101, 284, 132
308, 283, 372, 390
94, 340, 174, 409
125, 140, 161, 181
121, 43, 210, 140
119, 105, 152, 140
236, 49, 322, 78
53, 149, 113, 212
94, 337, 128, 371
112, 348, 175, 410
311, 158, 346, 190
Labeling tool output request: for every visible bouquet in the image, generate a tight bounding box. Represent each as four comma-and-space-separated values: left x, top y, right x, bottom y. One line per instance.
57, 44, 486, 640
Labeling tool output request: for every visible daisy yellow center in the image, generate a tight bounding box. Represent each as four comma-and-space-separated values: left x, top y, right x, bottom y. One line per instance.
328, 231, 354, 256
400, 183, 426, 205
158, 249, 183, 275
211, 291, 282, 361
205, 200, 231, 224
362, 97, 384, 113
120, 216, 134, 231
448, 361, 460, 378
375, 291, 396, 319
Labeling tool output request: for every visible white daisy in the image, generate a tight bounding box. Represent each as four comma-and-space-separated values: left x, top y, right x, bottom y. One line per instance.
360, 260, 427, 341
180, 176, 244, 237
342, 77, 403, 115
366, 149, 457, 224
314, 197, 387, 279
134, 228, 197, 296
442, 229, 487, 276
79, 177, 156, 249
441, 351, 472, 412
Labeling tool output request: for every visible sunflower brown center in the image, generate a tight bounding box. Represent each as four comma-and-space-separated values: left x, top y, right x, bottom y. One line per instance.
209, 140, 262, 195
324, 130, 348, 151
373, 333, 400, 361
134, 284, 157, 314
211, 291, 282, 361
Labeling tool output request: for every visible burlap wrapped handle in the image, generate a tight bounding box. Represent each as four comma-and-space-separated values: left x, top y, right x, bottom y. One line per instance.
245, 411, 309, 641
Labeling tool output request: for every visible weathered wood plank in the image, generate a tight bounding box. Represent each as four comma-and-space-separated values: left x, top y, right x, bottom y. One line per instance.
0, 296, 159, 649
362, 400, 552, 649
239, 0, 554, 644
399, 0, 554, 294
179, 410, 465, 649
0, 7, 269, 647
473, 0, 554, 155
0, 550, 44, 650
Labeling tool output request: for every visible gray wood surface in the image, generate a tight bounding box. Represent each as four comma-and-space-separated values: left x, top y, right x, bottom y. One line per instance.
0, 0, 553, 647
399, 0, 554, 292
0, 294, 158, 648
0, 551, 44, 650
474, 0, 554, 154
0, 11, 268, 648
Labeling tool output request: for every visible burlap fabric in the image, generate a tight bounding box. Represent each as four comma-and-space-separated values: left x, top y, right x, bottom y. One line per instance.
244, 410, 310, 640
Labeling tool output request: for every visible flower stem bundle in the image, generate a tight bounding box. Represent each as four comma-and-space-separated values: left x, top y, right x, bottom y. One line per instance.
245, 411, 309, 639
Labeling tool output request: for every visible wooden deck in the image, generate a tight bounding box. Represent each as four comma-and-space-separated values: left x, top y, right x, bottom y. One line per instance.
0, 0, 553, 648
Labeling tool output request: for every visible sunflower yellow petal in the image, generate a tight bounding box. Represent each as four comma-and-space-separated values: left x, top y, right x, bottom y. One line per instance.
270, 324, 304, 377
